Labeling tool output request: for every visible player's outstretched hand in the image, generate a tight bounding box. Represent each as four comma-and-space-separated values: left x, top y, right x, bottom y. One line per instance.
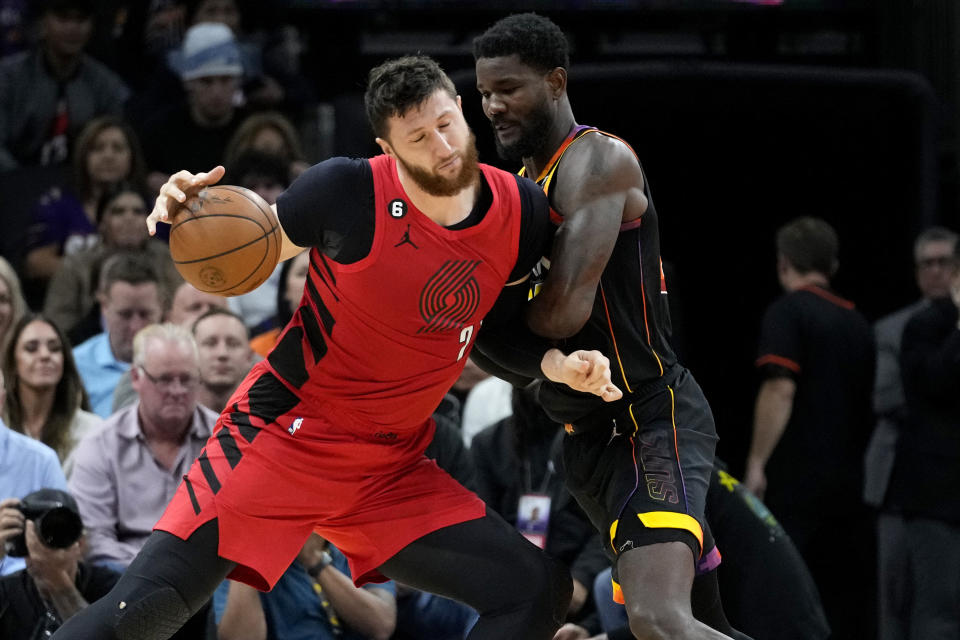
541, 348, 623, 402
147, 165, 226, 235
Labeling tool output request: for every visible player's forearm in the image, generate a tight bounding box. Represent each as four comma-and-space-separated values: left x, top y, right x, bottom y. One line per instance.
317, 569, 396, 640
748, 378, 795, 467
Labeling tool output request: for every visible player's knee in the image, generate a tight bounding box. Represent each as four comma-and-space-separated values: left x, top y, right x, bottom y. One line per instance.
626, 600, 691, 640
112, 585, 194, 640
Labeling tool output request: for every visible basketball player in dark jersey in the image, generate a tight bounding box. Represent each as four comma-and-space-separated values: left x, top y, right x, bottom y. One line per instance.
474, 14, 747, 640
52, 56, 622, 640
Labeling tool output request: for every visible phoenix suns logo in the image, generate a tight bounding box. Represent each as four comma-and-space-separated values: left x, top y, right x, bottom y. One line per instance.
418, 260, 481, 334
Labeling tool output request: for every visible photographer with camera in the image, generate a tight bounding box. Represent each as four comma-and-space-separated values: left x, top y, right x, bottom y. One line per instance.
0, 489, 119, 639
1, 368, 69, 578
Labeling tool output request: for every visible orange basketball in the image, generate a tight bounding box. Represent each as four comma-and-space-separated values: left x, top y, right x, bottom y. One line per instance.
169, 185, 281, 297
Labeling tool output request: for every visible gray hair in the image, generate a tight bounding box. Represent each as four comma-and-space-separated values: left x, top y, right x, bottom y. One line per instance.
132, 323, 199, 368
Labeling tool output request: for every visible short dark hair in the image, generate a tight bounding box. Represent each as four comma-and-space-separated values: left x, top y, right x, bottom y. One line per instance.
776, 217, 839, 277
191, 307, 250, 340
474, 13, 570, 72
914, 226, 958, 260
364, 55, 457, 140
98, 251, 161, 295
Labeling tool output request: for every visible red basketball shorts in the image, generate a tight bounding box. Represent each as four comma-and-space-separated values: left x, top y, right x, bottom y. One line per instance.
155, 368, 485, 591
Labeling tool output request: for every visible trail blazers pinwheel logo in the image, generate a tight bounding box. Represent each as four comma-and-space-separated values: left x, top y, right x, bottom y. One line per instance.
418, 260, 481, 333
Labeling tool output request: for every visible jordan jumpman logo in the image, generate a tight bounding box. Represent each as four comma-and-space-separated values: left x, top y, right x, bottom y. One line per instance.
395, 224, 418, 249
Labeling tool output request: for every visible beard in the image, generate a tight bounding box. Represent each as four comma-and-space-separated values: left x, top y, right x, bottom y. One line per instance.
397, 131, 481, 197
491, 99, 553, 163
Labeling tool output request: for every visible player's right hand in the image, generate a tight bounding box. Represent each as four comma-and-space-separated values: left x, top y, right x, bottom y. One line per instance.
147, 165, 226, 235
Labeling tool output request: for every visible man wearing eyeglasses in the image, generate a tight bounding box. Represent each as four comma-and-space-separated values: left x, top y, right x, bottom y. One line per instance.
66, 322, 218, 637
67, 322, 216, 571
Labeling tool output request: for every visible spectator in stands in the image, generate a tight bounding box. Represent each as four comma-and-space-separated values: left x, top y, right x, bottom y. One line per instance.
72, 252, 163, 417
224, 112, 309, 183
0, 0, 129, 171
24, 115, 147, 283
0, 488, 120, 638
460, 371, 512, 447
0, 0, 28, 61
224, 149, 291, 332
44, 183, 180, 344
191, 308, 252, 412
217, 533, 397, 640
112, 279, 227, 412
68, 323, 215, 568
141, 21, 244, 194
745, 216, 875, 639
248, 249, 306, 357
0, 367, 69, 577
0, 256, 27, 358
881, 237, 960, 639
471, 386, 607, 635
2, 314, 100, 463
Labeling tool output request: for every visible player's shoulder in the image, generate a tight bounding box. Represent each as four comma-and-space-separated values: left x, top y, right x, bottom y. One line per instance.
561, 129, 642, 186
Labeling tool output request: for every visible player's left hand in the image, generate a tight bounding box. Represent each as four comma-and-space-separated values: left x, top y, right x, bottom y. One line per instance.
541, 348, 622, 402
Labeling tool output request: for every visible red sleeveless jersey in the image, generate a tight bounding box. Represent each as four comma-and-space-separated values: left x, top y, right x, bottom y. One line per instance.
264, 155, 522, 433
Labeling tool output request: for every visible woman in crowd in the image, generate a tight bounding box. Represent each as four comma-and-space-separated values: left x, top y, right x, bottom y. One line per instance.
2, 314, 101, 463
43, 183, 180, 344
0, 256, 27, 360
24, 116, 148, 282
224, 111, 309, 183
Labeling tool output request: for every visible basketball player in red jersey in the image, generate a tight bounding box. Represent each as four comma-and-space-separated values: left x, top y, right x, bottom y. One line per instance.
474, 14, 750, 640
53, 56, 622, 640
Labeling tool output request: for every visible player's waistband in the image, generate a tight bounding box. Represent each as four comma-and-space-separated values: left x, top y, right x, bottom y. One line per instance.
563, 364, 684, 435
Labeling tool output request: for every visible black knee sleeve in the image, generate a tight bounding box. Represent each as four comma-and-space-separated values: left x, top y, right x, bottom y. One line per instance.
113, 586, 193, 640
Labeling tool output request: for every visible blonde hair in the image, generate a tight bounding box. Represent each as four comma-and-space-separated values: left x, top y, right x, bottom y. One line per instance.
0, 256, 27, 355
132, 323, 199, 368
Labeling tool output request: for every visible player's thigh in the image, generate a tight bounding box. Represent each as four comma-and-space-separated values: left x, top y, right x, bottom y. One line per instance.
377, 507, 565, 612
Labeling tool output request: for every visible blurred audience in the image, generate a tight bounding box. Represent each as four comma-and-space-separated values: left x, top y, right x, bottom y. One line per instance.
68, 323, 215, 568
0, 256, 27, 359
460, 373, 511, 448
140, 21, 245, 194
43, 183, 179, 344
191, 308, 253, 412
0, 488, 119, 638
216, 534, 397, 640
745, 216, 875, 639
224, 149, 291, 332
249, 249, 306, 357
0, 0, 128, 171
0, 367, 68, 577
112, 280, 227, 412
24, 115, 147, 283
224, 112, 309, 183
72, 252, 163, 417
471, 386, 606, 634
2, 314, 101, 464
880, 236, 960, 639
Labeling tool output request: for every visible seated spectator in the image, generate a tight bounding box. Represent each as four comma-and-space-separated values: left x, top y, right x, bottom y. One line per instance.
0, 488, 120, 638
24, 115, 147, 283
44, 183, 180, 344
191, 308, 253, 412
0, 0, 129, 172
224, 112, 309, 184
72, 252, 163, 417
68, 323, 215, 568
112, 280, 228, 412
0, 256, 27, 358
0, 367, 68, 577
224, 149, 291, 332
2, 314, 101, 463
249, 249, 306, 357
216, 533, 397, 640
141, 21, 245, 194
471, 386, 607, 634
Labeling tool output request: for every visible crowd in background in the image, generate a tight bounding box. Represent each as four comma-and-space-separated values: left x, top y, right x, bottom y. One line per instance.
0, 1, 957, 639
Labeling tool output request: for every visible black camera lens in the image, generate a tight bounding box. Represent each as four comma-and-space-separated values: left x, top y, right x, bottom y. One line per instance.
35, 506, 83, 549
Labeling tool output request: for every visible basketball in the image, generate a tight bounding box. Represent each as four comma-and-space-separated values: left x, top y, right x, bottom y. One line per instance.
169, 185, 281, 297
